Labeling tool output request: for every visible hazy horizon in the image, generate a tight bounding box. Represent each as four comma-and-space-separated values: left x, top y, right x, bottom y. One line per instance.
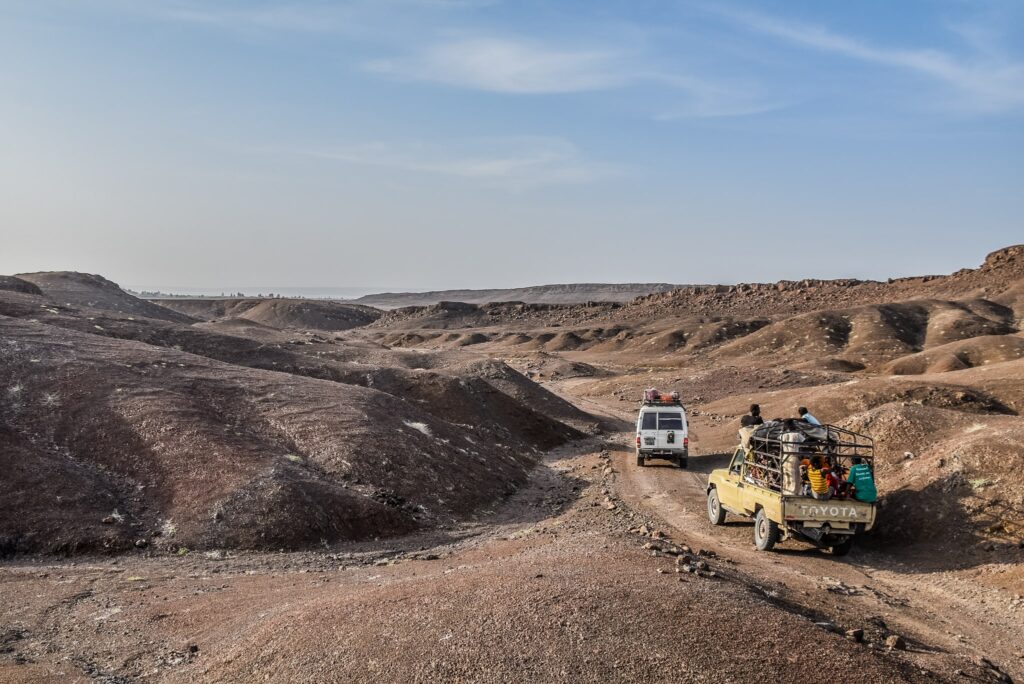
128, 282, 686, 299
3, 1, 1022, 289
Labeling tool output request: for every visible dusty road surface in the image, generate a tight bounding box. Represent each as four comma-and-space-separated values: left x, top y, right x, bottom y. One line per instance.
0, 440, 974, 683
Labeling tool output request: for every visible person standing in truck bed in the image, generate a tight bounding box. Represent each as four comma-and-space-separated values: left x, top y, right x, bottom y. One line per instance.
741, 404, 764, 427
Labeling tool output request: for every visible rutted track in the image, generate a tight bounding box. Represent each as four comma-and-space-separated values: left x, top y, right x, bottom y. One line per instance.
550, 379, 1024, 681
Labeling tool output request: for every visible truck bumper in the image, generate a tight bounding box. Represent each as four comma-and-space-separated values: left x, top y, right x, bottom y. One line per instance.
790, 522, 865, 546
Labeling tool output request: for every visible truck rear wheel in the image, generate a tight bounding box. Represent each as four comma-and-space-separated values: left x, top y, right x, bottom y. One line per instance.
636, 453, 644, 467
753, 509, 779, 551
707, 488, 726, 526
676, 456, 687, 469
829, 537, 854, 556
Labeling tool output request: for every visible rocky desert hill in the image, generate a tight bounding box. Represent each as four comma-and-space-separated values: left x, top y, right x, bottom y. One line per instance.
156, 297, 381, 331
0, 273, 590, 555
369, 246, 1024, 366
16, 272, 196, 324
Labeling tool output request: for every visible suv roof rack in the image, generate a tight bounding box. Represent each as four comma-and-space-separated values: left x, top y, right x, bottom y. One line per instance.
641, 389, 682, 406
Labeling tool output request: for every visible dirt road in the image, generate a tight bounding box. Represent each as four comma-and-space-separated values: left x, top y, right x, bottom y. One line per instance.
553, 379, 1024, 682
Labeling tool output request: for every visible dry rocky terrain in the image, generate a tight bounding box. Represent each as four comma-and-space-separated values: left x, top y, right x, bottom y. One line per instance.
2, 246, 1023, 682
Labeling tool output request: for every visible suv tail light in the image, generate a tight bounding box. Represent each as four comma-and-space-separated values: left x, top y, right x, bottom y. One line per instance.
636, 436, 641, 447
683, 437, 689, 448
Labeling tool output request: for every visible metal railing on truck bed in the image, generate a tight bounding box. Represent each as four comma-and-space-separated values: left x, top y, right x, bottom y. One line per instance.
742, 421, 874, 495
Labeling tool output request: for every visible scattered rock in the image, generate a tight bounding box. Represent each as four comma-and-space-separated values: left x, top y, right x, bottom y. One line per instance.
884, 634, 906, 650
846, 628, 864, 643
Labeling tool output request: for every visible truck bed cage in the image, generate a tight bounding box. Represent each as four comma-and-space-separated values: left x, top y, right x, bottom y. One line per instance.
743, 421, 874, 495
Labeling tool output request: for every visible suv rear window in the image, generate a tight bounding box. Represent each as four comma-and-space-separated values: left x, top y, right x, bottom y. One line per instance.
658, 413, 683, 429
641, 412, 657, 430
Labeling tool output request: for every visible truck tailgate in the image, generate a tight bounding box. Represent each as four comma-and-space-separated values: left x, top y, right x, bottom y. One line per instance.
784, 498, 875, 524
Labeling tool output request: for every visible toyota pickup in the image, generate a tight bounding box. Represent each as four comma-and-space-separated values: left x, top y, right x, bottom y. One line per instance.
706, 421, 877, 556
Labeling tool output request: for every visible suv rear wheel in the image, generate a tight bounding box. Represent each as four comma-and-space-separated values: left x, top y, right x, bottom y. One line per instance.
753, 509, 779, 551
707, 488, 726, 525
636, 452, 644, 467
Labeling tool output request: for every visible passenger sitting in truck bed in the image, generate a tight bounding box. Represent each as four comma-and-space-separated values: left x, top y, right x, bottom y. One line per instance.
806, 456, 833, 500
740, 404, 764, 427
826, 467, 843, 498
798, 406, 821, 426
846, 457, 878, 503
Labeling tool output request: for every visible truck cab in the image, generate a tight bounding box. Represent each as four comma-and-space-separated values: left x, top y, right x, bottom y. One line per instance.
635, 390, 688, 468
706, 423, 877, 556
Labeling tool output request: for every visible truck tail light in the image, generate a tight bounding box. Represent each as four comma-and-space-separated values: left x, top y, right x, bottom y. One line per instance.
636, 436, 641, 447
683, 437, 689, 448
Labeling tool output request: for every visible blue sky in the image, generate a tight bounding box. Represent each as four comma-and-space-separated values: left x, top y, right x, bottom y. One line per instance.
1, 0, 1022, 291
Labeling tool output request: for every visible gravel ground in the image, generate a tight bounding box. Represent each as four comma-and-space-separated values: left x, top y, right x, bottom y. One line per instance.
0, 443, 946, 683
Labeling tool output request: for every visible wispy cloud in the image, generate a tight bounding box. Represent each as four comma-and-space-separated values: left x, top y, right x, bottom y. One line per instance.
364, 35, 783, 117
286, 137, 617, 190
96, 1, 784, 118
365, 38, 625, 94
649, 73, 787, 119
705, 5, 1024, 113
109, 0, 494, 35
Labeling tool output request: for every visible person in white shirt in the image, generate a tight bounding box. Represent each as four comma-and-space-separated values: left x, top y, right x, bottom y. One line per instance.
798, 406, 821, 425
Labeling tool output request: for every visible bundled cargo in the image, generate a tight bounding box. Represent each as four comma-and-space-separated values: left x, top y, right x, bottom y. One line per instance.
642, 388, 681, 405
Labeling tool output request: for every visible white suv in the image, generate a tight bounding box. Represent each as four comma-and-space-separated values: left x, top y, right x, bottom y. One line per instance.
635, 391, 688, 468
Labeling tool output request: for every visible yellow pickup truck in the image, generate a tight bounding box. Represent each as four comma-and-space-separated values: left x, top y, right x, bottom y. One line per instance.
706, 422, 878, 556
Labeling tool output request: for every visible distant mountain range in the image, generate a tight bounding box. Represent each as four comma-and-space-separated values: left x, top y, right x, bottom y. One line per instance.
351, 283, 689, 309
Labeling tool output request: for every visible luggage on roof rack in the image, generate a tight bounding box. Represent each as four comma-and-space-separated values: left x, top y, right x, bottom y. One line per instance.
642, 388, 681, 405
